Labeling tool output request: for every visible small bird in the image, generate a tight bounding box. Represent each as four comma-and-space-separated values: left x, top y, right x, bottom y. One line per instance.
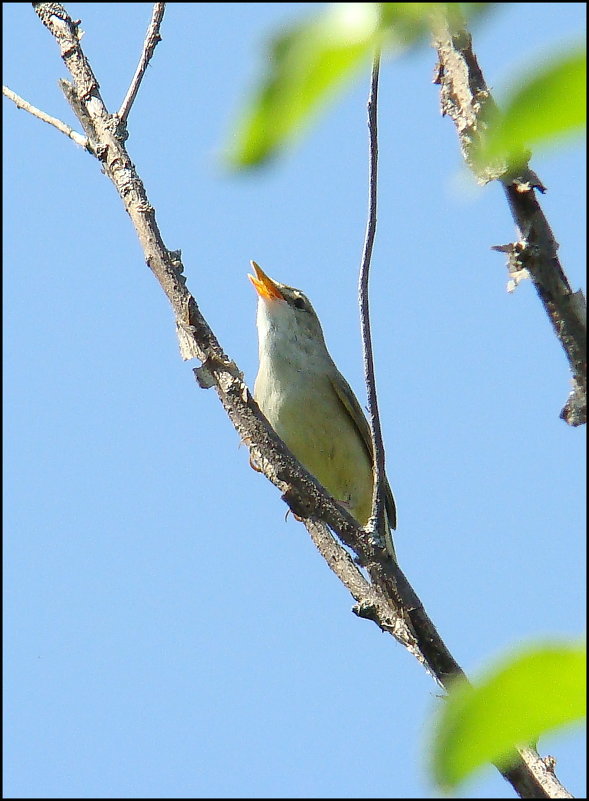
249, 260, 397, 560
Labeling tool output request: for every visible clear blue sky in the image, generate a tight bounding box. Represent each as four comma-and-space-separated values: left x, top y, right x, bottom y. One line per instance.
4, 3, 586, 798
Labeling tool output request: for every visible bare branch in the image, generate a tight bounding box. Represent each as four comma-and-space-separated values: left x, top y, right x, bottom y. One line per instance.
117, 3, 166, 123
29, 0, 457, 690
3, 84, 89, 149
304, 518, 429, 669
431, 10, 587, 426
359, 53, 388, 550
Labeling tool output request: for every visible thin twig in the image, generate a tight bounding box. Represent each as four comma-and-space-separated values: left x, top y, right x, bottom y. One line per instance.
117, 2, 166, 122
358, 53, 388, 548
3, 84, 89, 149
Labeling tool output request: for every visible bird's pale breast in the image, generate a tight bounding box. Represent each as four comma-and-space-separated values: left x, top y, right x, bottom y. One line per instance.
255, 366, 374, 525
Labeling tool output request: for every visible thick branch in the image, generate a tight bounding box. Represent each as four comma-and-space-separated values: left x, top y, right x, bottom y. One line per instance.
30, 0, 425, 667
304, 520, 426, 666
432, 13, 586, 426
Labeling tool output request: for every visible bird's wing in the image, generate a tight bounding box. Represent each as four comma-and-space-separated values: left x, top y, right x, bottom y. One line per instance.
328, 371, 397, 532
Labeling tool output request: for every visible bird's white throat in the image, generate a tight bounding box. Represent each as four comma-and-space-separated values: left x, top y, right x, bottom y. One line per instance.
256, 296, 326, 375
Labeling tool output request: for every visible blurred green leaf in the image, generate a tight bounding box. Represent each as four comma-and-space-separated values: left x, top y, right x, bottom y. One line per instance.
225, 3, 492, 169
225, 3, 379, 169
430, 642, 586, 791
476, 45, 586, 172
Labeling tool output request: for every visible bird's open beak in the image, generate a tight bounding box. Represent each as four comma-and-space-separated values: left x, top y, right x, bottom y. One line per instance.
248, 261, 284, 301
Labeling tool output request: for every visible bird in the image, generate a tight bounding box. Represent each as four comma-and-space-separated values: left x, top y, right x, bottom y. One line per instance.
249, 260, 396, 560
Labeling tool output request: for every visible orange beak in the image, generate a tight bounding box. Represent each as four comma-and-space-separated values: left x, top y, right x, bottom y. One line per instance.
248, 261, 284, 301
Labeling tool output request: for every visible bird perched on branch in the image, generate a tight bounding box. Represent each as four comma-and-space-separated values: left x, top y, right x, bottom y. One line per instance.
249, 260, 396, 560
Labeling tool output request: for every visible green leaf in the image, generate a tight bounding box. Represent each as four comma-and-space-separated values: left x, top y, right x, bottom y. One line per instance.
225, 3, 380, 169
476, 46, 586, 172
225, 3, 492, 169
430, 641, 586, 791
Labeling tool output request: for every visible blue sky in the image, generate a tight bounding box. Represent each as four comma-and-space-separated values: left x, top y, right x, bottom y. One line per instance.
4, 3, 586, 798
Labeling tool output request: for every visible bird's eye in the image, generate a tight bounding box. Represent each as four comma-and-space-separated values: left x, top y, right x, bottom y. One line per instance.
293, 296, 306, 311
